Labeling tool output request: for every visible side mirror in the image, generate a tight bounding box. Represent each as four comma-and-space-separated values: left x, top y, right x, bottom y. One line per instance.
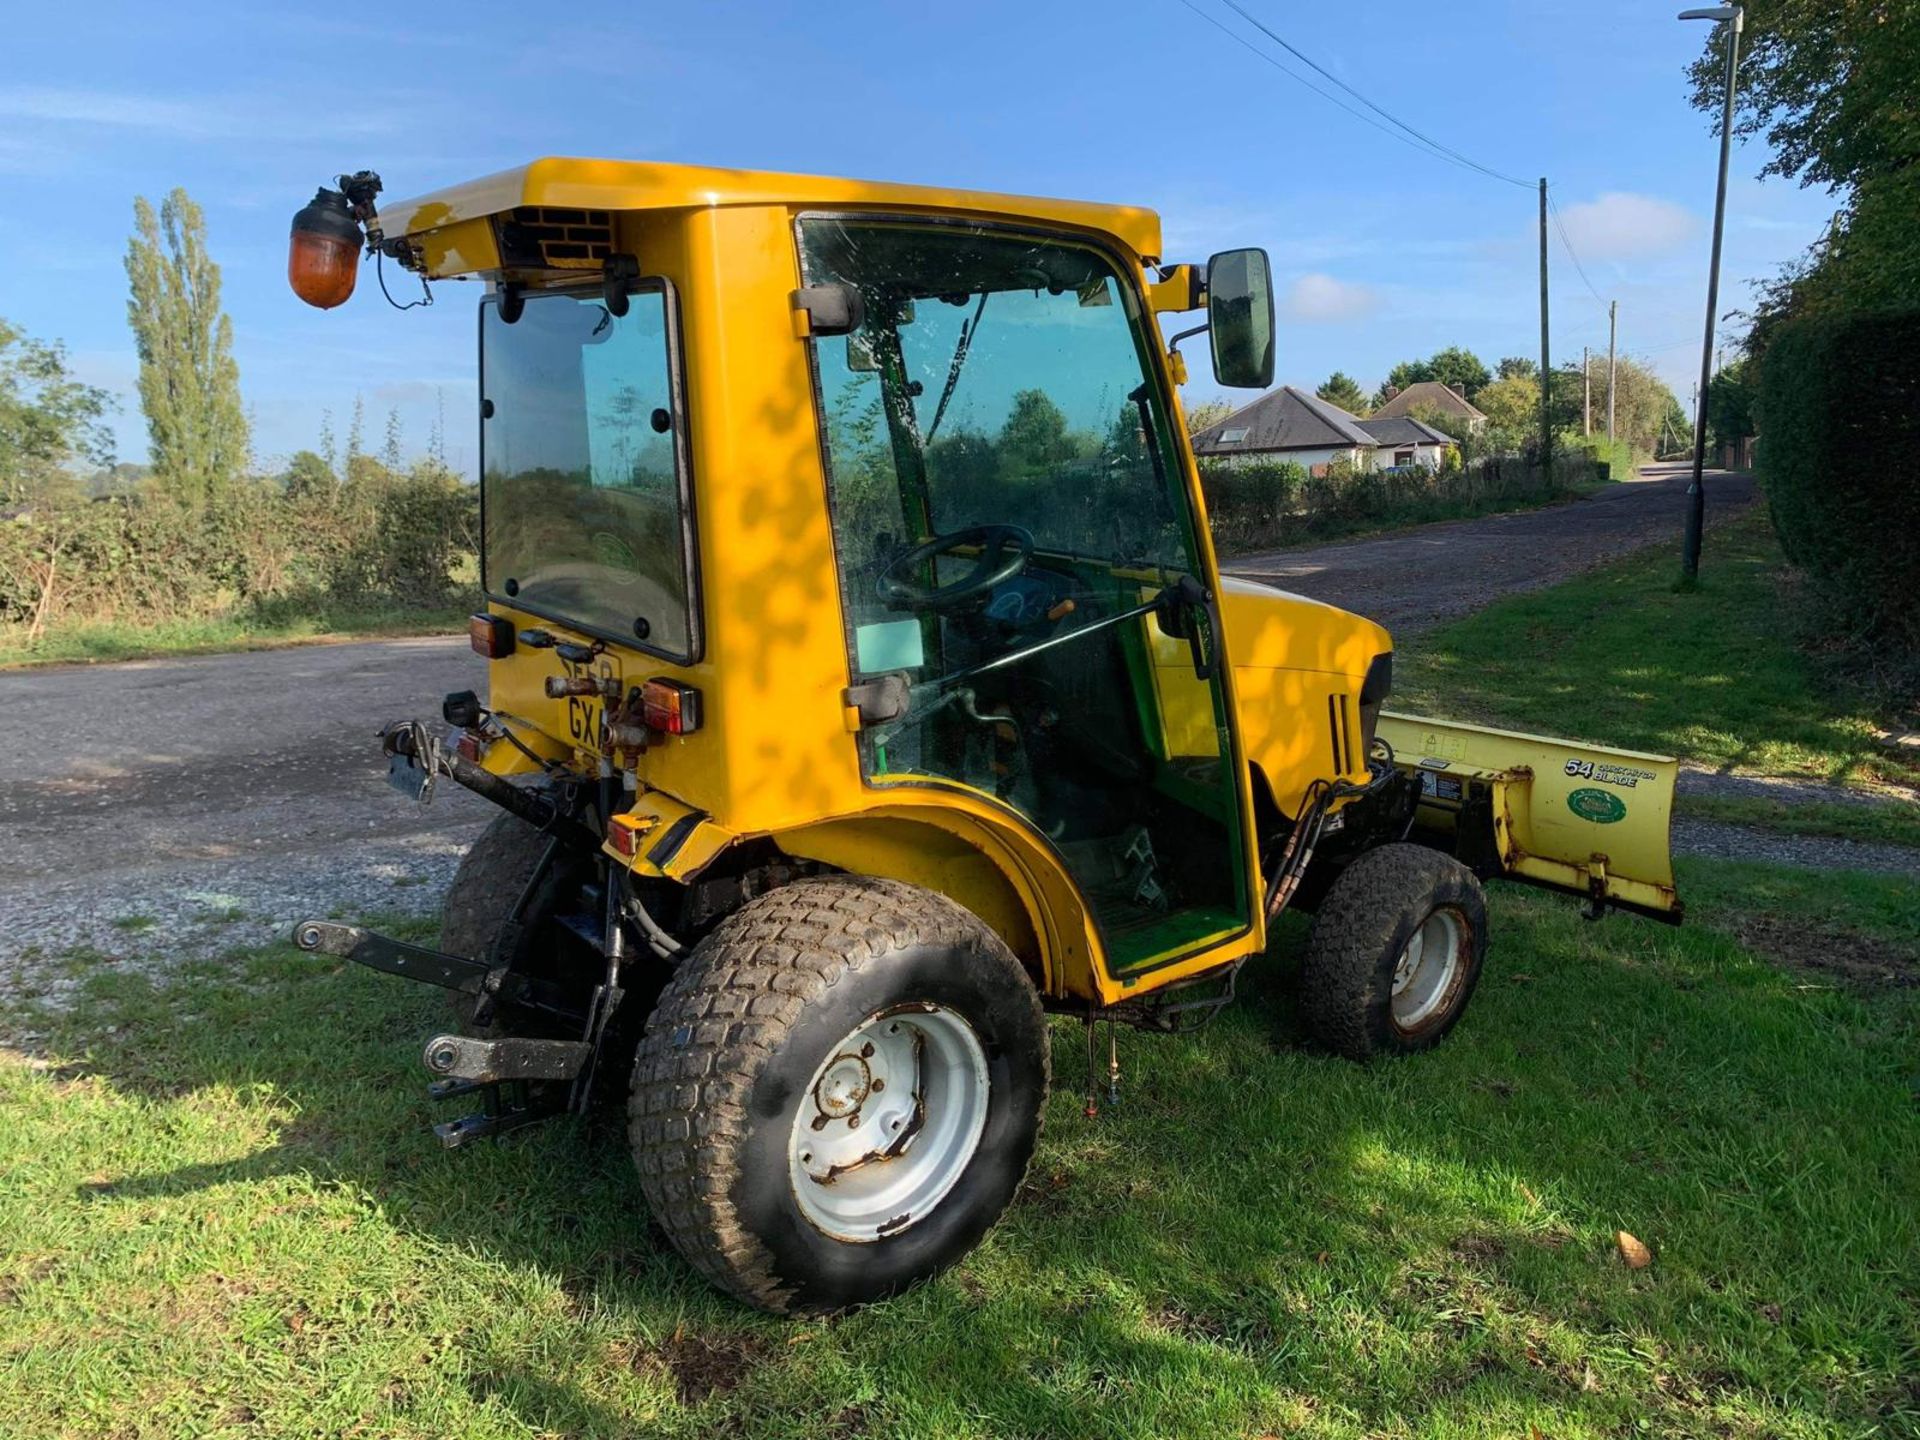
1206, 248, 1275, 389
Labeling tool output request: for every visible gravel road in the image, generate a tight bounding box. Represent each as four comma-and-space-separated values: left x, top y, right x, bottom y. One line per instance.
1224, 463, 1757, 637
1, 638, 489, 1007
1, 467, 1903, 1011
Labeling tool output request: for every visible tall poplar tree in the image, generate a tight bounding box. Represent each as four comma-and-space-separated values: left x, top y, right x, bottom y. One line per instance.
124, 189, 248, 509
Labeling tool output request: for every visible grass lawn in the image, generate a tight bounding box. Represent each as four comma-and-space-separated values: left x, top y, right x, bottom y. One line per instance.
1393, 509, 1920, 840
3, 857, 1916, 1438
0, 601, 472, 669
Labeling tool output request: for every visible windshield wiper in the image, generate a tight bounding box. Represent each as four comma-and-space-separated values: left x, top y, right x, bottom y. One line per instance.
924, 292, 988, 445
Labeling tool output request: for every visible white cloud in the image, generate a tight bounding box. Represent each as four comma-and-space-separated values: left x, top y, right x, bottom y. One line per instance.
1282, 273, 1379, 323
1554, 192, 1698, 261
0, 86, 402, 142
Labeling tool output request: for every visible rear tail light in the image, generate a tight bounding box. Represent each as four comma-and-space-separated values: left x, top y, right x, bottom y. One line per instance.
641, 679, 702, 735
469, 614, 514, 658
607, 814, 658, 858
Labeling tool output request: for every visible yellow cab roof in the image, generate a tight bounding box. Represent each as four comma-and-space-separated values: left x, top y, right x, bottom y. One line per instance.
379, 156, 1165, 263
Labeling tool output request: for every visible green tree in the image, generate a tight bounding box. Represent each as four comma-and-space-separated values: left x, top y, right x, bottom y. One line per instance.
280, 449, 335, 501
1496, 356, 1538, 383
1706, 357, 1756, 451
1424, 346, 1492, 399
1182, 397, 1234, 437
1315, 371, 1368, 415
382, 407, 403, 470
0, 319, 115, 506
1689, 3, 1917, 191
1691, 5, 1920, 341
1380, 347, 1492, 404
124, 188, 248, 509
998, 389, 1072, 474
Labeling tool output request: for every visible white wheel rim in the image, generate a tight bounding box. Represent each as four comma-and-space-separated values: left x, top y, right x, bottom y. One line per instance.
1390, 908, 1467, 1032
788, 1004, 991, 1243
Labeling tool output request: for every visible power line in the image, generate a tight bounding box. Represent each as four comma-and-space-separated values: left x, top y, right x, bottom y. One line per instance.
1213, 0, 1535, 190
1173, 0, 1501, 177
1546, 190, 1607, 305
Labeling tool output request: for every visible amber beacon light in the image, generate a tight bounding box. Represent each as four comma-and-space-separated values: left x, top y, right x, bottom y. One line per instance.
288, 186, 365, 309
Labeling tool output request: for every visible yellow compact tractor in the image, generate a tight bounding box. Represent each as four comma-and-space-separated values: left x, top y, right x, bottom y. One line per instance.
288, 160, 1681, 1314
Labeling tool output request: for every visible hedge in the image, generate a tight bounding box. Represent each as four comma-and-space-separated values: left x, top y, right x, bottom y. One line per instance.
1757, 311, 1920, 655
1199, 451, 1602, 555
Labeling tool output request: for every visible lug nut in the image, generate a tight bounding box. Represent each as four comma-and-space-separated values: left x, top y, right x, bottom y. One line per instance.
810, 1113, 830, 1131
848, 1114, 861, 1128
870, 1077, 885, 1092
860, 1042, 875, 1058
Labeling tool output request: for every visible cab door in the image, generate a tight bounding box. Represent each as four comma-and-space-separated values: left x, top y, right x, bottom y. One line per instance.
798, 215, 1252, 974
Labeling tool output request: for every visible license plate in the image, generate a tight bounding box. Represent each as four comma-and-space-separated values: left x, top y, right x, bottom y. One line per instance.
563, 695, 603, 748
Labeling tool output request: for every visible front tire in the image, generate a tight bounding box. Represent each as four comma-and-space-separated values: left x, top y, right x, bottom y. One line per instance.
1299, 843, 1488, 1061
628, 875, 1047, 1314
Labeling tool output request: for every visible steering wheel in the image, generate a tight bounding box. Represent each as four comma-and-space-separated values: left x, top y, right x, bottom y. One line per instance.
877, 524, 1035, 611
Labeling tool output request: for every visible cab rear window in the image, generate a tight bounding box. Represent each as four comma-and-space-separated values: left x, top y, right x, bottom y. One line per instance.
480, 284, 698, 659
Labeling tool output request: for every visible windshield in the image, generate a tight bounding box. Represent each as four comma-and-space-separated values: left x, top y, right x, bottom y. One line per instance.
479, 285, 695, 658
801, 220, 1192, 586
806, 219, 1205, 652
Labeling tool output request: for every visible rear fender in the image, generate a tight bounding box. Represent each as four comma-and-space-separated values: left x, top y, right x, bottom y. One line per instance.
1376, 712, 1682, 922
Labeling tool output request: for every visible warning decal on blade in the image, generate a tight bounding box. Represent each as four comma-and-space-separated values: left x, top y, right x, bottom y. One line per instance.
1419, 771, 1464, 802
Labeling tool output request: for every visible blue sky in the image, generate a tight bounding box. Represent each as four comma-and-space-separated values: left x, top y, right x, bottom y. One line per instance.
1, 1, 1834, 476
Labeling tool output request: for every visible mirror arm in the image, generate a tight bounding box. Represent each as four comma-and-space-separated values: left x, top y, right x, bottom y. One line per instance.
1165, 321, 1209, 357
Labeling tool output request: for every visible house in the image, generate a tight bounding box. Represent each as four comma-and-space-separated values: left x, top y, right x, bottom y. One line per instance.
1190, 385, 1456, 472
1370, 380, 1487, 435
1353, 414, 1456, 469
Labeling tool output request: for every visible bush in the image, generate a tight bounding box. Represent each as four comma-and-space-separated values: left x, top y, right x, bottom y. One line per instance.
1198, 460, 1307, 551
0, 460, 476, 649
1199, 449, 1603, 554
1757, 312, 1920, 656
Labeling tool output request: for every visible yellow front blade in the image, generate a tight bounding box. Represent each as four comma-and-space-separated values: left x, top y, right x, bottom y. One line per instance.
1377, 712, 1682, 922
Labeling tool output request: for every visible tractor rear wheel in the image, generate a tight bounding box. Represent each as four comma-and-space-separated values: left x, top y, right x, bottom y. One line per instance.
1298, 842, 1487, 1061
628, 875, 1047, 1314
439, 809, 595, 1037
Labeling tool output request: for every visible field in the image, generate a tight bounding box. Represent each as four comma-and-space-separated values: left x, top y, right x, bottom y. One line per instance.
3, 857, 1916, 1439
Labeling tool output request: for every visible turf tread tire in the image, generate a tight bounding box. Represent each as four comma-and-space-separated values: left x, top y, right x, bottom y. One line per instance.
1300, 842, 1487, 1062
627, 874, 1046, 1314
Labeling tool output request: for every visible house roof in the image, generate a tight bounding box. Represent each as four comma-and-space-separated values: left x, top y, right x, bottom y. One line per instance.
1356, 415, 1456, 446
1371, 381, 1487, 423
1190, 386, 1374, 455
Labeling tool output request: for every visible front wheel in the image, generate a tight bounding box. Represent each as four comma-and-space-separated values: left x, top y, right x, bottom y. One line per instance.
628, 876, 1048, 1313
1298, 843, 1488, 1061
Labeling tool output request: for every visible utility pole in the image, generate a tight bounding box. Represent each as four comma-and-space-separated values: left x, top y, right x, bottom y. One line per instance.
1606, 300, 1617, 449
1583, 347, 1591, 435
1539, 177, 1551, 468
1680, 1, 1744, 583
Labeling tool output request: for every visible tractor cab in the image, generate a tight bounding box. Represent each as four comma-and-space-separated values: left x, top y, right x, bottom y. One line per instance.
287, 159, 1682, 1315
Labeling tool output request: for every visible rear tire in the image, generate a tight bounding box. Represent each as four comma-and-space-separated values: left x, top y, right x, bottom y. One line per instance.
439, 809, 593, 1037
1299, 843, 1487, 1061
628, 875, 1047, 1314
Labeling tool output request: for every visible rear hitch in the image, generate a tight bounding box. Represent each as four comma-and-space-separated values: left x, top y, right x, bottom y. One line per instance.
378, 719, 599, 851
292, 920, 491, 992
292, 921, 597, 1147
419, 1033, 591, 1148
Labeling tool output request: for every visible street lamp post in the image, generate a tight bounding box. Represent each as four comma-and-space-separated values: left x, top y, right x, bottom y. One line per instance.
1679, 2, 1744, 584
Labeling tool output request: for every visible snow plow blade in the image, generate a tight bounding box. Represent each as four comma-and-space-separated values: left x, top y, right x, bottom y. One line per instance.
1376, 712, 1682, 923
